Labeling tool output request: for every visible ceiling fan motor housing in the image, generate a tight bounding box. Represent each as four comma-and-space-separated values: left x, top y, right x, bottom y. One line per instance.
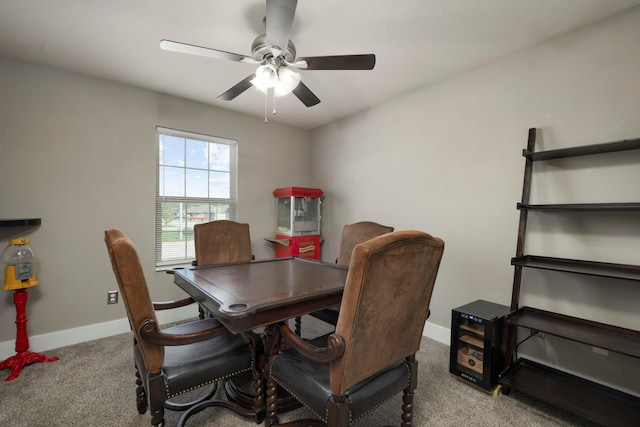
251, 34, 296, 63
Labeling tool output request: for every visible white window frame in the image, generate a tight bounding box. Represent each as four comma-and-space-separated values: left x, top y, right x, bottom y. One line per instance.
155, 127, 238, 268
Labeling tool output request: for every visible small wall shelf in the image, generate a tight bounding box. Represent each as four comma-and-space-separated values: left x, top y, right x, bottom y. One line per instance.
511, 255, 640, 281
522, 137, 640, 160
0, 219, 42, 227
504, 307, 640, 358
517, 202, 640, 211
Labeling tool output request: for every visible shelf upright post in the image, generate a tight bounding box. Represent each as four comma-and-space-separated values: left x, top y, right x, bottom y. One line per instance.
511, 127, 537, 310
503, 128, 537, 388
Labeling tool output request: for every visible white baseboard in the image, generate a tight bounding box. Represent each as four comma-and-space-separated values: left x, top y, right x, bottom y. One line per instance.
0, 306, 197, 360
423, 321, 451, 346
1, 309, 452, 360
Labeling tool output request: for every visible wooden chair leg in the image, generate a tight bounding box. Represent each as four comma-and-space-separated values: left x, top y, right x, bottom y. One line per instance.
148, 374, 166, 427
135, 365, 148, 414
401, 386, 414, 427
265, 375, 279, 427
327, 395, 350, 427
253, 365, 266, 423
401, 355, 418, 427
294, 316, 302, 336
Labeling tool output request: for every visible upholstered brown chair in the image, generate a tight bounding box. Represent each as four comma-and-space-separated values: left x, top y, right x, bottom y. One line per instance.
335, 221, 395, 267
193, 220, 253, 267
105, 228, 260, 427
265, 230, 444, 427
309, 221, 394, 326
192, 220, 255, 319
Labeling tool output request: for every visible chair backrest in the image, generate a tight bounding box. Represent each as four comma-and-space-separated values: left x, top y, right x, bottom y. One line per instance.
331, 230, 444, 395
193, 220, 252, 266
336, 221, 394, 267
104, 228, 163, 373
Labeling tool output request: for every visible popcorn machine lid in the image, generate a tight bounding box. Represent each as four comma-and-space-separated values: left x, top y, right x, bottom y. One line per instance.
273, 186, 324, 198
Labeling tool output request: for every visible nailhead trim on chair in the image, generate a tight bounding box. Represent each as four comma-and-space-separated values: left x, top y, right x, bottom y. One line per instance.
272, 377, 326, 422
350, 378, 408, 424
165, 359, 254, 399
271, 367, 410, 425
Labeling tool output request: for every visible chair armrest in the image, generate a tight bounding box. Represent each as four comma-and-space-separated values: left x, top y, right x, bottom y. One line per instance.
139, 319, 227, 346
158, 268, 197, 310
152, 297, 196, 311
277, 322, 345, 363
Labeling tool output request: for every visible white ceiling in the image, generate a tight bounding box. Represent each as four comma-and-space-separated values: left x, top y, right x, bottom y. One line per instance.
1, 0, 639, 130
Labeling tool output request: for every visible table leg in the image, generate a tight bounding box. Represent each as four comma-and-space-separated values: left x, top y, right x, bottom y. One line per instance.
225, 323, 301, 413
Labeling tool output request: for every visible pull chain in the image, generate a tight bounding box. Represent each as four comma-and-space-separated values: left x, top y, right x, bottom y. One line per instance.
264, 89, 268, 123
264, 88, 278, 123
272, 92, 277, 116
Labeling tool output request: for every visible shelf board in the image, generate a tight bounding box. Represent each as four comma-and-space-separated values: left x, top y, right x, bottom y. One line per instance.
523, 137, 640, 161
505, 307, 640, 357
499, 358, 640, 427
0, 218, 41, 227
459, 334, 484, 348
459, 323, 484, 336
517, 202, 640, 211
512, 255, 640, 281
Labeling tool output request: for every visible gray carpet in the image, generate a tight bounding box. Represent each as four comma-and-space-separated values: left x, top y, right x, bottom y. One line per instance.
0, 315, 596, 427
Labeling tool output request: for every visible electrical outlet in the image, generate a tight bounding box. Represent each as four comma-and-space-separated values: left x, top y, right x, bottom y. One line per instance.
107, 290, 119, 305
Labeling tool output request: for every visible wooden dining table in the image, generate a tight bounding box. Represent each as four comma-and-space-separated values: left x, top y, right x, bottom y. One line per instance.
173, 257, 348, 334
172, 256, 348, 412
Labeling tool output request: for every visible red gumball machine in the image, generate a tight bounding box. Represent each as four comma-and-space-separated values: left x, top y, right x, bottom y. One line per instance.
1, 238, 58, 381
269, 187, 323, 260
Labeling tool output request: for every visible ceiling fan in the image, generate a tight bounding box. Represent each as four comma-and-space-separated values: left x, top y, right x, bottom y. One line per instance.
159, 0, 375, 110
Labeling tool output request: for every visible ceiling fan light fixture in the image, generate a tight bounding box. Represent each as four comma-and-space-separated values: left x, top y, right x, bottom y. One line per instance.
251, 63, 300, 97
251, 63, 278, 93
274, 67, 300, 97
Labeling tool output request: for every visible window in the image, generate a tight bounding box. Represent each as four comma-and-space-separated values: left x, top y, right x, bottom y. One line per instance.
156, 127, 237, 267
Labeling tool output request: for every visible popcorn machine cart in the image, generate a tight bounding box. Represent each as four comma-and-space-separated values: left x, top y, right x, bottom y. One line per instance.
269, 187, 323, 260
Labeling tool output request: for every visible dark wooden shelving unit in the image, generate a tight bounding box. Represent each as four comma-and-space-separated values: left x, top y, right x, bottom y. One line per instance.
499, 129, 640, 426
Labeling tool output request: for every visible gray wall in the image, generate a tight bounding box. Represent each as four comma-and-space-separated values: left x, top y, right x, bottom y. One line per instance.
0, 56, 311, 344
1, 5, 639, 398
311, 7, 640, 396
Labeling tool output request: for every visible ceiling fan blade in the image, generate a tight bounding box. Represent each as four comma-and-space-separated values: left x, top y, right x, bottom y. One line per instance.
266, 0, 297, 55
217, 74, 256, 101
160, 39, 254, 63
296, 54, 376, 70
292, 81, 320, 107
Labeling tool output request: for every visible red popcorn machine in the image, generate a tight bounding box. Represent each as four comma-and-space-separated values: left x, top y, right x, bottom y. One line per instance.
269, 187, 323, 260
